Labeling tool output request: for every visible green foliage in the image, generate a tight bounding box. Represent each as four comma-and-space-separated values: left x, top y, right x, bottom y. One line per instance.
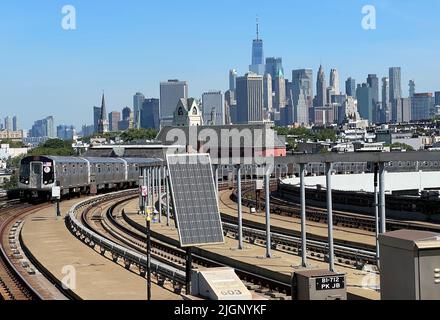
80, 129, 158, 143
6, 155, 24, 169
120, 128, 157, 142
28, 139, 75, 156
3, 175, 18, 190
390, 142, 415, 151
0, 139, 24, 148
275, 126, 337, 151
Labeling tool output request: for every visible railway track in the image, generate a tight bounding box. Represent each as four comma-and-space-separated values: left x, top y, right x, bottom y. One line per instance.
0, 203, 47, 300
68, 191, 292, 299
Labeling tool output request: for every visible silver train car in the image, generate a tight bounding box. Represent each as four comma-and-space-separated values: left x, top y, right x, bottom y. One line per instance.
18, 155, 161, 199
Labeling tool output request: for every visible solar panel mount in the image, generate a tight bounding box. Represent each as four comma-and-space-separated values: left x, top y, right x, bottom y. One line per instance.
167, 153, 224, 247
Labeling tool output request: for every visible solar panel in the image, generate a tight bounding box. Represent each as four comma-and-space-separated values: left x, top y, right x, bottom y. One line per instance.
167, 153, 224, 247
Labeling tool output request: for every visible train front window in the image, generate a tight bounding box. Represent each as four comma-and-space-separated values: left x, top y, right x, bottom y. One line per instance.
32, 163, 41, 175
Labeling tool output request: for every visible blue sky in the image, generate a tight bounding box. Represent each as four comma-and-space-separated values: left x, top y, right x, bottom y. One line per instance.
1, 0, 439, 129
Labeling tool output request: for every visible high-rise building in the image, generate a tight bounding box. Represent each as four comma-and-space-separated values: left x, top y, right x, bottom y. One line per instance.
294, 88, 309, 126
108, 111, 120, 132
81, 125, 95, 138
392, 98, 411, 123
381, 77, 390, 123
409, 80, 416, 98
265, 57, 283, 80
236, 73, 264, 124
356, 83, 374, 123
435, 92, 440, 106
202, 91, 225, 125
249, 18, 265, 75
411, 93, 434, 121
31, 116, 55, 138
225, 90, 236, 124
315, 65, 327, 107
367, 74, 380, 107
273, 70, 286, 111
292, 69, 314, 108
98, 93, 109, 134
263, 73, 273, 113
329, 69, 340, 94
133, 92, 145, 129
159, 80, 188, 127
345, 77, 356, 98
57, 124, 76, 140
12, 116, 18, 131
389, 67, 402, 104
4, 116, 12, 131
229, 69, 237, 92
119, 107, 133, 131
93, 106, 101, 133
141, 98, 160, 130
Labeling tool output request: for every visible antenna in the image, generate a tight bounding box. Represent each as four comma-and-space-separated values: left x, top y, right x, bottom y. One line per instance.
256, 15, 259, 40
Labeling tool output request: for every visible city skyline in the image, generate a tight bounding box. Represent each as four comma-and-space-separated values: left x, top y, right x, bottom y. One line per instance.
1, 0, 440, 129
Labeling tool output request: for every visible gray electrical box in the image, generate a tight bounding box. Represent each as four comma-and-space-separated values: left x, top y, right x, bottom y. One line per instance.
292, 269, 347, 300
379, 230, 440, 300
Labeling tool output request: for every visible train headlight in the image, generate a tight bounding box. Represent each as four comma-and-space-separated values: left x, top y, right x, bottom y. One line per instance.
25, 181, 28, 184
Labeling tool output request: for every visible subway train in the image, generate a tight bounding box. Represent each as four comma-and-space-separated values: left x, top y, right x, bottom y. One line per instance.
18, 155, 162, 200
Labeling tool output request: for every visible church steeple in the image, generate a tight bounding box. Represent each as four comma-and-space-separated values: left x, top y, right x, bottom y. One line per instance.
98, 91, 109, 134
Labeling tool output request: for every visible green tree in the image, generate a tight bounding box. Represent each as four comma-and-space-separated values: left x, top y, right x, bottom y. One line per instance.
390, 142, 415, 151
120, 128, 158, 142
28, 139, 75, 156
3, 175, 18, 190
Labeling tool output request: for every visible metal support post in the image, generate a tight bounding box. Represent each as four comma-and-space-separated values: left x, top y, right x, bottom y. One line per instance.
379, 162, 386, 234
185, 247, 192, 295
237, 165, 243, 250
374, 163, 380, 265
325, 162, 335, 272
300, 163, 307, 267
166, 167, 170, 227
264, 166, 272, 258
158, 166, 162, 223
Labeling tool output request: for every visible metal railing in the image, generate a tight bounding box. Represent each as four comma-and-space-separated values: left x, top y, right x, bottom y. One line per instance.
66, 190, 186, 286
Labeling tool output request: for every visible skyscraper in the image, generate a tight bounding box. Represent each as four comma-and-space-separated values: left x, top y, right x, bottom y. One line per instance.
31, 116, 55, 138
265, 57, 284, 80
202, 91, 225, 125
93, 106, 101, 133
392, 98, 411, 123
411, 93, 434, 121
263, 73, 273, 113
119, 107, 133, 131
133, 92, 145, 129
159, 80, 188, 127
141, 98, 160, 130
367, 74, 379, 106
345, 77, 356, 98
356, 83, 373, 123
435, 92, 440, 106
389, 67, 402, 104
4, 116, 12, 131
236, 73, 264, 124
98, 93, 109, 134
12, 116, 18, 131
381, 77, 390, 123
108, 111, 120, 132
249, 18, 265, 75
329, 69, 340, 94
315, 65, 327, 107
273, 70, 286, 111
292, 69, 313, 107
229, 69, 237, 92
409, 80, 416, 98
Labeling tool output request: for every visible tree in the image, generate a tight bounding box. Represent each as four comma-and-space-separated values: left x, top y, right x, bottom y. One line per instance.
390, 142, 415, 151
3, 175, 18, 190
120, 128, 158, 142
28, 139, 75, 156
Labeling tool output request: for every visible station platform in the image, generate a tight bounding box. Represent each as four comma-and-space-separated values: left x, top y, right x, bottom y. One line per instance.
21, 198, 181, 300
122, 199, 380, 300
219, 190, 376, 248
